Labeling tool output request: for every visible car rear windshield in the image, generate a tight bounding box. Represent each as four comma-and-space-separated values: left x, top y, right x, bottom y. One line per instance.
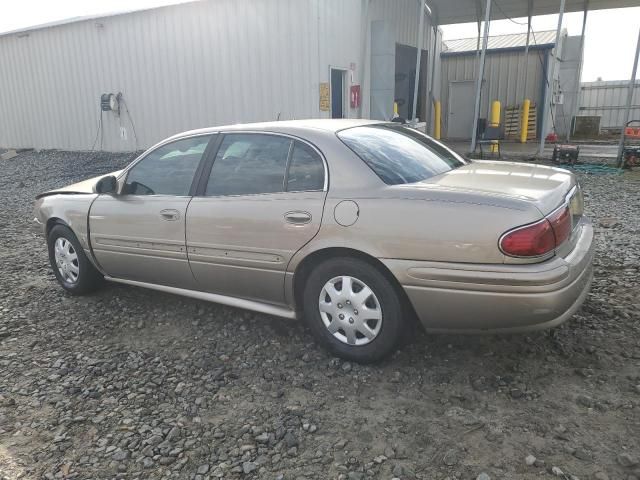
337, 124, 467, 185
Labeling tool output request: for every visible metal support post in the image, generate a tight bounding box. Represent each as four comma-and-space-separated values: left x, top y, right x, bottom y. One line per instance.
427, 24, 438, 134
617, 28, 640, 167
412, 1, 426, 124
522, 2, 532, 98
520, 8, 532, 143
469, 0, 492, 154
538, 0, 566, 156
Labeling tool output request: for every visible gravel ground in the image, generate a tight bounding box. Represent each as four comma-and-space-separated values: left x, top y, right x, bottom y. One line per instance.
0, 151, 639, 480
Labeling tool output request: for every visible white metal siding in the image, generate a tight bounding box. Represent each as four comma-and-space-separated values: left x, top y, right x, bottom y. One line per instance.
579, 81, 640, 130
361, 0, 439, 121
0, 0, 362, 151
369, 0, 432, 50
556, 35, 582, 138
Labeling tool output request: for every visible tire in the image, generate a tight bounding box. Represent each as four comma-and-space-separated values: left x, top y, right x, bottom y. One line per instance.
302, 257, 405, 363
47, 224, 103, 295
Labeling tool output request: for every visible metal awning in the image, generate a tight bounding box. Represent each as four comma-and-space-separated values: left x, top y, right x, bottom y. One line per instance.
428, 0, 640, 25
413, 0, 640, 159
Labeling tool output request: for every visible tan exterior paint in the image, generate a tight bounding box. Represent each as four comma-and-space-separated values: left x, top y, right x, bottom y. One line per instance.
34, 119, 594, 333
89, 194, 197, 289
187, 191, 326, 305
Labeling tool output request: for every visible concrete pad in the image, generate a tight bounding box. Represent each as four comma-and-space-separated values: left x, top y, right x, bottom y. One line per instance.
0, 149, 17, 160
443, 140, 618, 163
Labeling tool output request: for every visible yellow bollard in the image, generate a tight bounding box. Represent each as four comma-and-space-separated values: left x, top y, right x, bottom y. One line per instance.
434, 101, 441, 140
520, 99, 531, 143
393, 101, 399, 118
490, 100, 501, 153
490, 100, 501, 126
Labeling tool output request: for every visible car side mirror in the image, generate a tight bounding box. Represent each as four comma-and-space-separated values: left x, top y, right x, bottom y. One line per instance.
95, 175, 117, 194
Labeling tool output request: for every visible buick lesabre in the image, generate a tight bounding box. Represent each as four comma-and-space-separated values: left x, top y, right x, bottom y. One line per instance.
33, 120, 594, 362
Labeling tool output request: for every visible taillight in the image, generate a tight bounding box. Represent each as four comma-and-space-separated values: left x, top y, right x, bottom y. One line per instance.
548, 206, 571, 245
500, 205, 573, 258
499, 219, 556, 257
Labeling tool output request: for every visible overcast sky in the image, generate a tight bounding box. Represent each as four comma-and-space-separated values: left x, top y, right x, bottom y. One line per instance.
1, 1, 638, 82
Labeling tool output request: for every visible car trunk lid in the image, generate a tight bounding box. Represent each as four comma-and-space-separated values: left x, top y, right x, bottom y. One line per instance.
423, 160, 577, 216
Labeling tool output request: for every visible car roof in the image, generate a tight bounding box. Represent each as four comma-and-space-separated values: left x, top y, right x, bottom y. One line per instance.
168, 118, 386, 140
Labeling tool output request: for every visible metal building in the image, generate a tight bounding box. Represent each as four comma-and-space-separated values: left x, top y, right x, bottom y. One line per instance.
439, 30, 581, 140
426, 0, 640, 157
578, 80, 640, 132
0, 0, 441, 152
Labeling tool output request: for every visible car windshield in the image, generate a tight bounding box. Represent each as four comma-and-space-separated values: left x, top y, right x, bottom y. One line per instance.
337, 124, 467, 185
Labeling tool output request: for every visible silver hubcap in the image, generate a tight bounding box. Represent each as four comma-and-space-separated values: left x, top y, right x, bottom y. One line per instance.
319, 276, 382, 346
54, 237, 79, 284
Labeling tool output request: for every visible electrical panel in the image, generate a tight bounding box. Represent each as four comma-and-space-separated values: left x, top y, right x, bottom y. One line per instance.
100, 93, 120, 113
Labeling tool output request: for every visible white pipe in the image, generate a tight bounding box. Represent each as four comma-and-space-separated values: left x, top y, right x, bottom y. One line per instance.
617, 28, 640, 167
412, 0, 426, 123
469, 0, 492, 153
538, 0, 565, 156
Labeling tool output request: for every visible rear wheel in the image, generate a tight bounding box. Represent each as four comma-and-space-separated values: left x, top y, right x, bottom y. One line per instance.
302, 257, 404, 363
47, 224, 103, 294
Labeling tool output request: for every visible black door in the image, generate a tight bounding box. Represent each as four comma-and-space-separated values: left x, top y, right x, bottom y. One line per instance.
331, 69, 344, 119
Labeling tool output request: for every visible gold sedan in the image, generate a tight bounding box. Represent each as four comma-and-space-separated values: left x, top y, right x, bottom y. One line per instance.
33, 120, 594, 362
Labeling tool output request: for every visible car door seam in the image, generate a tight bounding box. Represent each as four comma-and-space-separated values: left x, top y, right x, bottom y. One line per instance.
86, 194, 109, 275
184, 195, 200, 285
282, 140, 294, 192
282, 191, 329, 304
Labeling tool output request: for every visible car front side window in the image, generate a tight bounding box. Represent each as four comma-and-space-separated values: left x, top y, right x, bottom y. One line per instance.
125, 135, 212, 196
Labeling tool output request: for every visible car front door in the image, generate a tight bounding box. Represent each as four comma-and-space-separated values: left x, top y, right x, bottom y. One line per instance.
186, 133, 327, 305
89, 134, 214, 288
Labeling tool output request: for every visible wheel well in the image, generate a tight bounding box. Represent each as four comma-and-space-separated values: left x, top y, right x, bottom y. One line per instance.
292, 247, 416, 318
46, 218, 69, 237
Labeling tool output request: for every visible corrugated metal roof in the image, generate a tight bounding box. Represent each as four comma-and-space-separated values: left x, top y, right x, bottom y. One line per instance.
429, 0, 640, 25
443, 30, 557, 53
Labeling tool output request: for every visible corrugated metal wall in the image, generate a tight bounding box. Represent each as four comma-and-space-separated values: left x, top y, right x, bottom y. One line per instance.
0, 0, 363, 151
369, 0, 432, 50
439, 48, 549, 138
363, 0, 441, 125
556, 36, 582, 138
579, 81, 640, 130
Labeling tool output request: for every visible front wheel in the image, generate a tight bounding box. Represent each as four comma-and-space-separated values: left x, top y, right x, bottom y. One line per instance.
47, 224, 104, 294
302, 257, 405, 363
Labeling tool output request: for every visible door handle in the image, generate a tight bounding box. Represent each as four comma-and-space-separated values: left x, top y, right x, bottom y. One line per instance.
284, 211, 312, 225
160, 209, 180, 221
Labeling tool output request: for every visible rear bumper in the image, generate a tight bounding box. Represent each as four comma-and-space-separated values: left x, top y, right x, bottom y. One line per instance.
383, 219, 594, 333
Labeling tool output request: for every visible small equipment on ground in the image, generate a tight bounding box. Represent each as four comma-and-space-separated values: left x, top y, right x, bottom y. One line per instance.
620, 120, 640, 169
552, 144, 580, 165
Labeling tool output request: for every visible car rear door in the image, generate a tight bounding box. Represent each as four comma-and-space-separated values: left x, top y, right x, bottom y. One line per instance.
89, 134, 214, 288
186, 132, 327, 305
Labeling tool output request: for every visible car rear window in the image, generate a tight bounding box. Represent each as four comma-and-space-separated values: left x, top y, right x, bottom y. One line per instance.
337, 124, 466, 185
